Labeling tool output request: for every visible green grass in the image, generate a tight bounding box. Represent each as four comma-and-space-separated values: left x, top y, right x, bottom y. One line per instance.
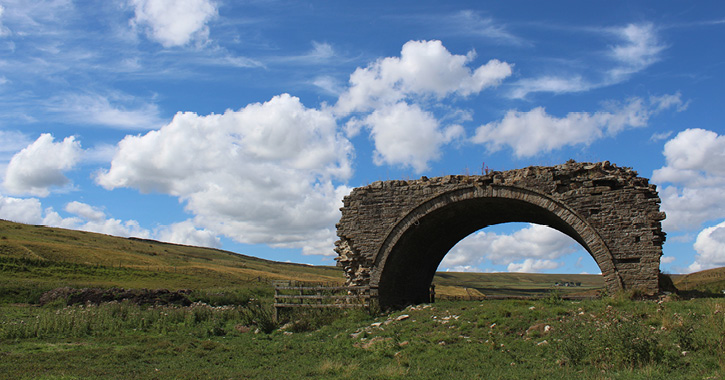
675, 267, 725, 294
1, 297, 723, 379
432, 271, 604, 298
2, 218, 725, 378
0, 219, 345, 300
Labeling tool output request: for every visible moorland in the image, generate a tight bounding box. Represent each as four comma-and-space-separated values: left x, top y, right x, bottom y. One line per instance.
0, 219, 723, 379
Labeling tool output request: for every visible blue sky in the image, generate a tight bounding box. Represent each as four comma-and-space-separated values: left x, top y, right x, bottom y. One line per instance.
0, 1, 724, 275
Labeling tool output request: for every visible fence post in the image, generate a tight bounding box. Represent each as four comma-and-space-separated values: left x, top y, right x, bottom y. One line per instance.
273, 286, 279, 322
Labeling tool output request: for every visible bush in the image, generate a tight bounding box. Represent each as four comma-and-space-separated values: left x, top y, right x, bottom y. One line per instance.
240, 300, 277, 333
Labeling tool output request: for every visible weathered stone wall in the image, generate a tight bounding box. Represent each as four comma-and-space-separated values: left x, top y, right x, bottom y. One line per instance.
335, 161, 665, 307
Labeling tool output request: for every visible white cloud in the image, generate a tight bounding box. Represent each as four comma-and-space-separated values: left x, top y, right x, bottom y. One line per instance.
0, 0, 73, 33
440, 11, 523, 45
335, 39, 512, 115
335, 39, 508, 172
650, 131, 673, 142
360, 102, 464, 173
0, 195, 222, 247
445, 265, 480, 273
440, 224, 579, 272
155, 220, 221, 248
78, 217, 151, 238
472, 94, 683, 157
507, 259, 561, 273
130, 0, 218, 47
287, 41, 336, 64
660, 256, 676, 264
509, 23, 665, 99
652, 128, 725, 231
313, 75, 344, 96
0, 195, 44, 224
688, 221, 725, 272
49, 93, 163, 130
608, 23, 664, 81
64, 201, 106, 222
3, 134, 82, 197
54, 200, 149, 238
509, 75, 591, 99
97, 93, 352, 255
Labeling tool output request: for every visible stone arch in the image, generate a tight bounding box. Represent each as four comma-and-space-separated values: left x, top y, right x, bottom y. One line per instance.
371, 186, 616, 307
335, 161, 665, 309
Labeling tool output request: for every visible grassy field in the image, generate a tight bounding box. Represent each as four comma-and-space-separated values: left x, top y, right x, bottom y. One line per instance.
433, 271, 604, 298
1, 219, 725, 378
1, 296, 724, 379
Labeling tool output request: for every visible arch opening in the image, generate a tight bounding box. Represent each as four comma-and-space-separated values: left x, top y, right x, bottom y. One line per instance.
373, 195, 614, 308
440, 222, 600, 274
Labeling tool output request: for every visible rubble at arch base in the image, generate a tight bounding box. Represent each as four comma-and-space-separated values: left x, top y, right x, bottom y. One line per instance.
335, 161, 666, 307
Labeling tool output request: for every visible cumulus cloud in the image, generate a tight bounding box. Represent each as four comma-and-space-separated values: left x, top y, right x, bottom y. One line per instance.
335, 40, 509, 172
97, 93, 352, 255
335, 40, 512, 115
0, 195, 223, 248
155, 220, 221, 248
65, 201, 106, 222
0, 195, 44, 225
507, 259, 561, 273
472, 93, 684, 157
440, 224, 579, 272
358, 102, 464, 173
48, 200, 149, 238
130, 0, 218, 47
3, 134, 82, 197
688, 221, 725, 272
660, 256, 676, 264
652, 128, 725, 231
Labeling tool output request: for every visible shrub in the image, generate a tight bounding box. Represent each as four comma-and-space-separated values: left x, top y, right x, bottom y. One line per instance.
240, 300, 276, 333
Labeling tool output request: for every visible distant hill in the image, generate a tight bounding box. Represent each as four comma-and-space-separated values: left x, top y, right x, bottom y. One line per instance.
674, 267, 725, 294
433, 271, 605, 298
0, 219, 635, 299
0, 219, 344, 293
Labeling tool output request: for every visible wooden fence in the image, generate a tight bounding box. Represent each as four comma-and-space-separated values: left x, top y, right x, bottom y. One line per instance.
273, 283, 371, 320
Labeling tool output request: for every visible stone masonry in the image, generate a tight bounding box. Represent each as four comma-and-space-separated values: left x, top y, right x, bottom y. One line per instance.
335, 161, 666, 308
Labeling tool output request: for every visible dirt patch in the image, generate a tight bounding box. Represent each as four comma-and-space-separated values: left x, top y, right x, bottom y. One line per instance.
39, 287, 192, 306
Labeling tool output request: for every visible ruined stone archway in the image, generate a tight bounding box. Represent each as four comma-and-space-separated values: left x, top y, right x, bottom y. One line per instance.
335, 161, 666, 308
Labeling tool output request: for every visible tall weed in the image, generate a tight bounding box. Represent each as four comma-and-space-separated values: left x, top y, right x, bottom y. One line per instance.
0, 301, 262, 339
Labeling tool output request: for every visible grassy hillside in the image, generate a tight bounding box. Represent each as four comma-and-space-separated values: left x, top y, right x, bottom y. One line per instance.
0, 219, 344, 302
675, 266, 725, 294
1, 219, 611, 299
